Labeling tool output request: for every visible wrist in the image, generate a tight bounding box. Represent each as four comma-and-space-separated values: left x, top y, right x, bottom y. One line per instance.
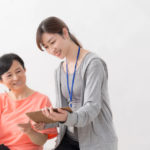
59, 113, 68, 123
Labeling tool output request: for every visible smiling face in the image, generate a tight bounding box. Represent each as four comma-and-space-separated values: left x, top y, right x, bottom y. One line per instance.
0, 60, 26, 92
41, 28, 70, 59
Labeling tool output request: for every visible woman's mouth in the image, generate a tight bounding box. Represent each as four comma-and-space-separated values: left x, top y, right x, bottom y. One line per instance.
55, 50, 61, 57
13, 82, 22, 86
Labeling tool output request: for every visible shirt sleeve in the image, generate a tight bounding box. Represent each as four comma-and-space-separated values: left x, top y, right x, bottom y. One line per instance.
63, 59, 107, 127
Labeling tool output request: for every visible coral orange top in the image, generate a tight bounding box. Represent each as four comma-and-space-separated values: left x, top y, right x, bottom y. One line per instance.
0, 92, 57, 150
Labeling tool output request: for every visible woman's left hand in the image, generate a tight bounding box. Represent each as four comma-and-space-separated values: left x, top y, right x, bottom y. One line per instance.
42, 107, 68, 122
18, 121, 33, 134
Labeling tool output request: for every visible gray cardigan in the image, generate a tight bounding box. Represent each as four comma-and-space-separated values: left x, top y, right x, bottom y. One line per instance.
46, 53, 118, 150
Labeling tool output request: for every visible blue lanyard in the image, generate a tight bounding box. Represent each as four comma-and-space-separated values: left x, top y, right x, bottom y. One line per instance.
66, 46, 80, 107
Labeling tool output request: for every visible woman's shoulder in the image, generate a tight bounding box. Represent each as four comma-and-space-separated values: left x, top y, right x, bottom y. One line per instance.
31, 91, 49, 100
81, 51, 104, 67
80, 50, 108, 77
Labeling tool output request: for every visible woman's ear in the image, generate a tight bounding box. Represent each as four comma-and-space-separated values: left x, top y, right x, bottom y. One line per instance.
62, 27, 70, 39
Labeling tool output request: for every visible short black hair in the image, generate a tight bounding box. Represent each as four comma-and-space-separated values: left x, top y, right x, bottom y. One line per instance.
0, 53, 25, 80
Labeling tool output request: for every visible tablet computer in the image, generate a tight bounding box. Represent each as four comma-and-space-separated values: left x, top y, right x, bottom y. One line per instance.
26, 107, 72, 123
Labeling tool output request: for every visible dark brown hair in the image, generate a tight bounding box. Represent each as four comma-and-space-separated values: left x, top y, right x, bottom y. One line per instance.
36, 16, 82, 51
0, 53, 25, 80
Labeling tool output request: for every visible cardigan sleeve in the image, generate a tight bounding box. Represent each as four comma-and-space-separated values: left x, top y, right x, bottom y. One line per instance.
63, 58, 108, 127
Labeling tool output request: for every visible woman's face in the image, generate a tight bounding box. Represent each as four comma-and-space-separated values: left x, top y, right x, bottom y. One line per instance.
0, 60, 26, 91
41, 31, 69, 59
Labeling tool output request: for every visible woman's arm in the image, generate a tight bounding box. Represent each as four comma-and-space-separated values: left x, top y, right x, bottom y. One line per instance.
18, 121, 48, 145
26, 128, 48, 145
63, 59, 107, 127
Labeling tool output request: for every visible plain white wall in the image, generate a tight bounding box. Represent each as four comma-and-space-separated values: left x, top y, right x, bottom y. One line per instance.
0, 0, 150, 150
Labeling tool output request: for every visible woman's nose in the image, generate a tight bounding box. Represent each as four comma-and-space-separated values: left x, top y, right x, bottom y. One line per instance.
47, 47, 55, 54
12, 74, 18, 80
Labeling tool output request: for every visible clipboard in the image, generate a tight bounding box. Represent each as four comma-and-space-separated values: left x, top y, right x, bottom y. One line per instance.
26, 107, 72, 123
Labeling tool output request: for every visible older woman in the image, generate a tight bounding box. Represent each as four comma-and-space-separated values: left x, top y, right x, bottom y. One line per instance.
0, 53, 57, 150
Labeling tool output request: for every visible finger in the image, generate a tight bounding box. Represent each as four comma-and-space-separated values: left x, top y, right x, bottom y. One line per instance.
45, 108, 51, 117
42, 109, 46, 116
33, 124, 41, 130
34, 122, 44, 127
50, 107, 62, 115
57, 108, 66, 114
42, 107, 57, 121
41, 107, 47, 114
38, 123, 45, 130
33, 124, 39, 130
42, 108, 50, 117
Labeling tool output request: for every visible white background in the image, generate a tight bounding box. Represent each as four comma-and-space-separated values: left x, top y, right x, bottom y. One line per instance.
0, 0, 150, 150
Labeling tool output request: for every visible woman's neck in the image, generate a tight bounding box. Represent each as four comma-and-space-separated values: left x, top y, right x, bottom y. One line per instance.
65, 42, 80, 64
9, 86, 34, 101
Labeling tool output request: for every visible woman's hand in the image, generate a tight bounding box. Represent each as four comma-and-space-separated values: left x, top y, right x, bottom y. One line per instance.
33, 122, 45, 130
18, 121, 48, 145
42, 107, 68, 122
18, 121, 33, 134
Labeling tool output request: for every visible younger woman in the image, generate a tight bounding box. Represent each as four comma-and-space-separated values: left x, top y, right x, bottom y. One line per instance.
36, 16, 118, 150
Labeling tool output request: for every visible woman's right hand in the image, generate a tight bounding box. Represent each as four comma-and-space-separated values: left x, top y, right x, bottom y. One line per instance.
33, 122, 45, 130
42, 107, 68, 122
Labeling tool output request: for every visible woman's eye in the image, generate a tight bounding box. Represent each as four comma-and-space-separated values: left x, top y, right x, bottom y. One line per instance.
16, 71, 21, 73
50, 41, 55, 45
7, 74, 12, 78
